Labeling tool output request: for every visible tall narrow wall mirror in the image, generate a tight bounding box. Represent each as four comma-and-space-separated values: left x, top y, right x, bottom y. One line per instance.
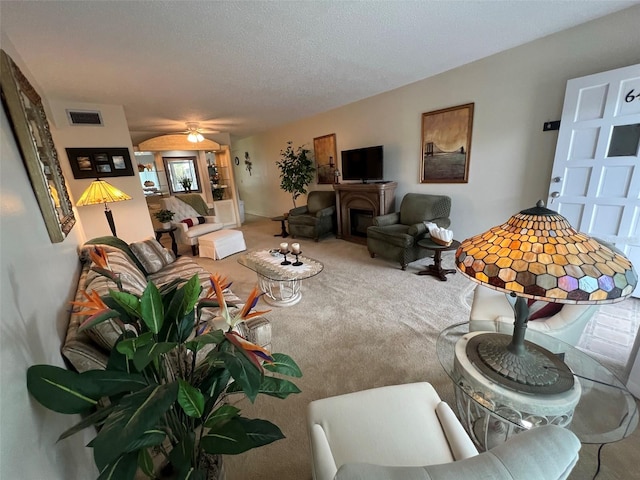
0, 49, 75, 242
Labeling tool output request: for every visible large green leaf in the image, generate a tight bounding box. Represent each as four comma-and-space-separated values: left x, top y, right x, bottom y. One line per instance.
140, 281, 164, 333
199, 367, 231, 407
178, 379, 204, 418
137, 448, 154, 479
263, 353, 303, 378
132, 341, 178, 371
168, 432, 195, 473
176, 309, 196, 343
181, 274, 203, 314
204, 404, 240, 428
227, 376, 300, 399
109, 290, 141, 319
185, 330, 225, 353
102, 296, 132, 324
116, 332, 153, 358
26, 366, 146, 414
58, 404, 116, 441
123, 429, 166, 451
221, 349, 262, 402
97, 451, 138, 480
92, 382, 178, 470
77, 309, 122, 333
201, 417, 284, 455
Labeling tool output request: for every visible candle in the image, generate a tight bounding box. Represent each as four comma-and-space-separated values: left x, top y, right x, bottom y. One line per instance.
280, 242, 288, 253
291, 243, 301, 254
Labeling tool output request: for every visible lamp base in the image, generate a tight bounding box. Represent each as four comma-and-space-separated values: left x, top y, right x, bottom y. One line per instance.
466, 333, 574, 394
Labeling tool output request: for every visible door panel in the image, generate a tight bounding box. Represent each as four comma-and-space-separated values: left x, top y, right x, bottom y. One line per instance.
548, 63, 640, 297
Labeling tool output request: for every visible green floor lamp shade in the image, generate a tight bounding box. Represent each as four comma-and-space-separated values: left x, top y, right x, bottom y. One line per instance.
455, 201, 636, 393
76, 179, 132, 237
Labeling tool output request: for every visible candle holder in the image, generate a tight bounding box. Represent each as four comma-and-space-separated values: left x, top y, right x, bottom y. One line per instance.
280, 251, 291, 266
293, 251, 303, 266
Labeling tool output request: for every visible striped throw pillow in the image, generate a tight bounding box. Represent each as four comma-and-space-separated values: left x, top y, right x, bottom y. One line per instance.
181, 216, 205, 228
130, 237, 176, 274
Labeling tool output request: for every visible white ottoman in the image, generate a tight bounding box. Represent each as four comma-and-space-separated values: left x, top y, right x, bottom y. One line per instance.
199, 229, 246, 260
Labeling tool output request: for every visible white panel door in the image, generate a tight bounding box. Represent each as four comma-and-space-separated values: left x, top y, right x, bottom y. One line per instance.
548, 64, 640, 296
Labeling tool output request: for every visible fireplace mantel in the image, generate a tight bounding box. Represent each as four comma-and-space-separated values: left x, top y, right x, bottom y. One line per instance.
333, 182, 397, 244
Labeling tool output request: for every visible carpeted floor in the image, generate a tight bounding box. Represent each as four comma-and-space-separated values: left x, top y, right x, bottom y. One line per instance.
166, 215, 639, 480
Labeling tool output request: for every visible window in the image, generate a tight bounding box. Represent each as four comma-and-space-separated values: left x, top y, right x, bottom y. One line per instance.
163, 156, 201, 194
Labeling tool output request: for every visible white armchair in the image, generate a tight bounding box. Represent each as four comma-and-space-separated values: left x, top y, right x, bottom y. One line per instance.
307, 382, 580, 480
469, 286, 597, 345
161, 196, 223, 255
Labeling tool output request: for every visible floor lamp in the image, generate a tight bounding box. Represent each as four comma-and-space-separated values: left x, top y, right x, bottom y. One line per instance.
76, 179, 132, 237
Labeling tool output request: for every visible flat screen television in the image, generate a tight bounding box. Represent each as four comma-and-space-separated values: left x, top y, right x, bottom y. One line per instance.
341, 145, 384, 182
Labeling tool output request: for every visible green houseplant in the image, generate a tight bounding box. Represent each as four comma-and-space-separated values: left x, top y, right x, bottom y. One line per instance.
180, 177, 193, 192
276, 141, 315, 208
26, 247, 301, 480
154, 209, 175, 228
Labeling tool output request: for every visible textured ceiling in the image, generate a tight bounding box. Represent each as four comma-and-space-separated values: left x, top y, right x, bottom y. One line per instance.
1, 1, 636, 144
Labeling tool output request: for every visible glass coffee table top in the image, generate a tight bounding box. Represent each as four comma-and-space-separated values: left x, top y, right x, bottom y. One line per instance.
238, 250, 323, 307
237, 249, 323, 282
437, 322, 638, 446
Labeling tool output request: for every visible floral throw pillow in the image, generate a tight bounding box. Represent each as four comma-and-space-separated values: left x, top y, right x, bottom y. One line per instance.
130, 237, 176, 274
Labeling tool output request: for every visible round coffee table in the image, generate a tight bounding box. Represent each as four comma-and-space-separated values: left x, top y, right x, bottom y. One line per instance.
416, 238, 461, 281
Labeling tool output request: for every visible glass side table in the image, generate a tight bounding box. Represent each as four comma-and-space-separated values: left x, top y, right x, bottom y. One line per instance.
238, 249, 323, 307
437, 322, 638, 450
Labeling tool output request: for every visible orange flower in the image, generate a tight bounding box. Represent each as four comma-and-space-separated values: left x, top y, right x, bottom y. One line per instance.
70, 289, 109, 317
225, 331, 274, 370
89, 246, 110, 270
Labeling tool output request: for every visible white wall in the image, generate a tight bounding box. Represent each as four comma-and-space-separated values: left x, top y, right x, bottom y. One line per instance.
233, 6, 640, 241
47, 99, 154, 244
0, 106, 98, 478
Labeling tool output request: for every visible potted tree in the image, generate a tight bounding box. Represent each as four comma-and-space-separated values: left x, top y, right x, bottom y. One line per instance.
154, 209, 175, 229
276, 141, 315, 208
26, 247, 302, 480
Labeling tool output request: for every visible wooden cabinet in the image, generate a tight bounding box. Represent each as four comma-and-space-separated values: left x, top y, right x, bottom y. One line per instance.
334, 182, 397, 244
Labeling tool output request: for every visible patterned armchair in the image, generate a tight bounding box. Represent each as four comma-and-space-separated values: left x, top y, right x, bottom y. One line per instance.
367, 193, 451, 270
288, 191, 337, 241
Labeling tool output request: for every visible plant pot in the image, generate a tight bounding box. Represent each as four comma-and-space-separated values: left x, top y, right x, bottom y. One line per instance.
161, 222, 172, 230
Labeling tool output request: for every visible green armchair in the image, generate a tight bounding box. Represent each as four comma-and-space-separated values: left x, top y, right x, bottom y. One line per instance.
367, 193, 451, 270
288, 190, 337, 241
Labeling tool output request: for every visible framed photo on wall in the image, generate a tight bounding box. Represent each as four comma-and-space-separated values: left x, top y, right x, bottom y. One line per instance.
420, 103, 474, 183
66, 147, 135, 179
313, 133, 337, 184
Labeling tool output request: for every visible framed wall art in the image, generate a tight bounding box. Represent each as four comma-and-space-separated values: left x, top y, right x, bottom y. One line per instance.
1, 49, 76, 243
313, 133, 337, 184
420, 103, 474, 183
66, 147, 135, 179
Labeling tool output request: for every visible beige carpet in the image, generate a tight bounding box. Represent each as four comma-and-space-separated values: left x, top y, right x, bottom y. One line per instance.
169, 216, 639, 480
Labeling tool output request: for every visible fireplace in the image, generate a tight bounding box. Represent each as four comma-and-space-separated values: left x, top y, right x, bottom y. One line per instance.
350, 209, 374, 237
334, 182, 397, 244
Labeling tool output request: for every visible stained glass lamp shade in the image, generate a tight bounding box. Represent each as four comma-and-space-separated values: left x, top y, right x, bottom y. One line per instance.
455, 201, 636, 393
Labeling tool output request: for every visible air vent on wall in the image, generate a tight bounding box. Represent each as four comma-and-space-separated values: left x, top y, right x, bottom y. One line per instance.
66, 109, 103, 126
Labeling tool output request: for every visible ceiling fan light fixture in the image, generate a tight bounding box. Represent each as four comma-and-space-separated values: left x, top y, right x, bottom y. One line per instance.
186, 122, 205, 142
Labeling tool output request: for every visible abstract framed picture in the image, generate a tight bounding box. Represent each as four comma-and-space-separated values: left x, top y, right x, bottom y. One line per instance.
313, 133, 337, 184
420, 103, 474, 183
66, 147, 134, 179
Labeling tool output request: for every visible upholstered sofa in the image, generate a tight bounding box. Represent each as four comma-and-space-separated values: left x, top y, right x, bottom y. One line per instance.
61, 236, 271, 373
161, 195, 224, 255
